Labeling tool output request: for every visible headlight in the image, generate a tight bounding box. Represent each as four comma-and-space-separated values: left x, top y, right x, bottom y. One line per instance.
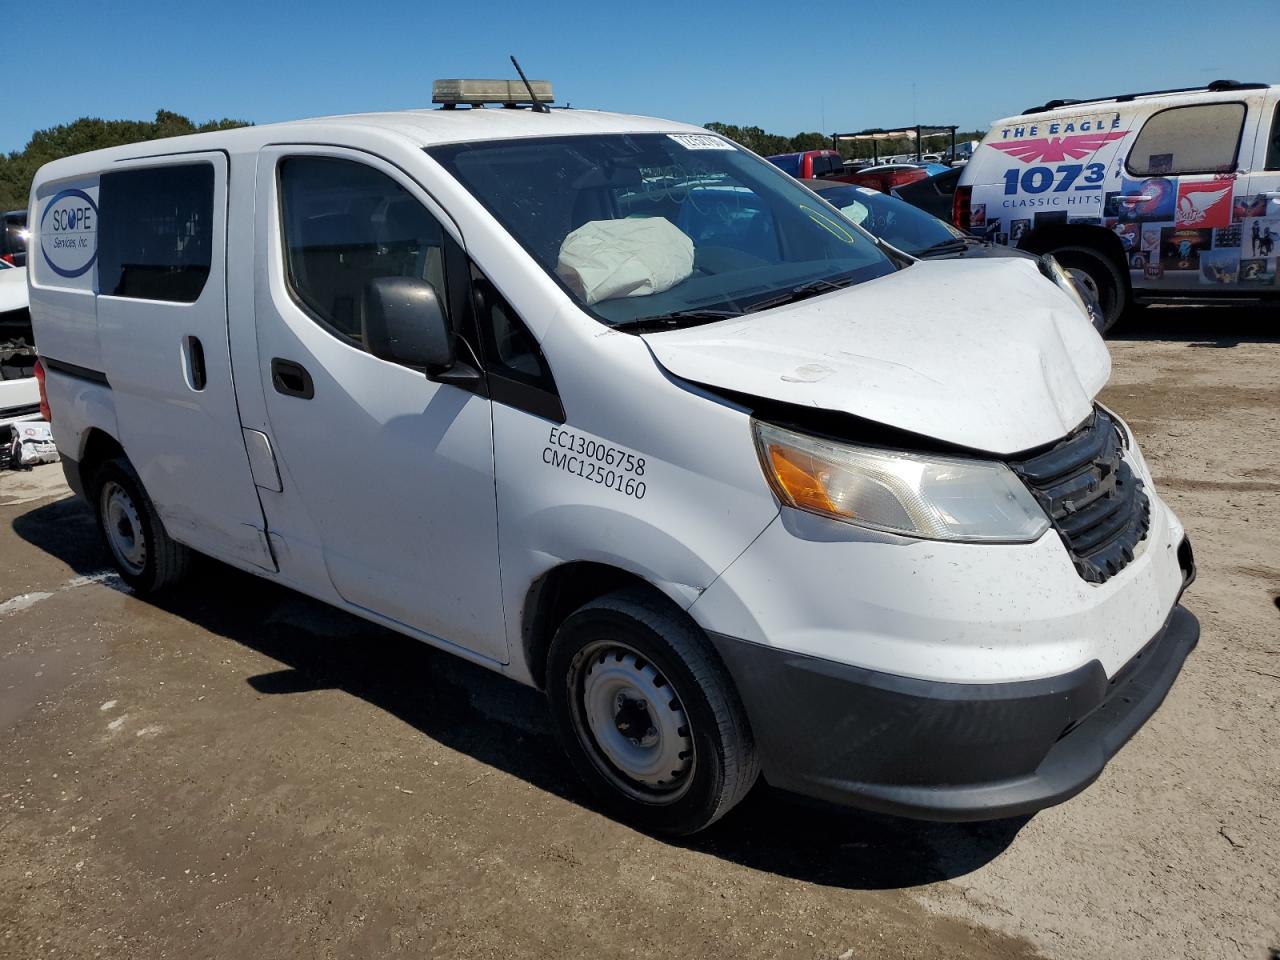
1040, 255, 1094, 325
753, 421, 1050, 543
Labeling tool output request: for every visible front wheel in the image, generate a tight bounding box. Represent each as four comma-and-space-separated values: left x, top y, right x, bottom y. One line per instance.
546, 591, 759, 835
92, 458, 192, 593
1050, 244, 1128, 334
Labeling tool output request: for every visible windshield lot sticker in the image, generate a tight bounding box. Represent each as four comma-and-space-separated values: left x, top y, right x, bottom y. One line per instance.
542, 427, 647, 500
40, 189, 99, 278
667, 134, 735, 151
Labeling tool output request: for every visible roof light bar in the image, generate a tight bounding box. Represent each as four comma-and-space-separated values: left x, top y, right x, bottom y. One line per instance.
433, 79, 555, 109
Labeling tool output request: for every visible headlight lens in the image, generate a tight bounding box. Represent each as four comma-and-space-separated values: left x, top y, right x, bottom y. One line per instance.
753, 421, 1050, 543
1041, 255, 1094, 324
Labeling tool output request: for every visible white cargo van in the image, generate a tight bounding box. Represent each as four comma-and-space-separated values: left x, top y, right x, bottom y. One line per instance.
27, 84, 1198, 834
958, 80, 1280, 330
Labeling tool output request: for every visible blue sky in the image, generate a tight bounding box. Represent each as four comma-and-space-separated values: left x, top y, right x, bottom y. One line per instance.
4, 0, 1275, 154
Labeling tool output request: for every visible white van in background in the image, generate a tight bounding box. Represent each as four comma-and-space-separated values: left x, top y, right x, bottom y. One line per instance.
957, 80, 1280, 330
27, 84, 1198, 834
0, 259, 41, 436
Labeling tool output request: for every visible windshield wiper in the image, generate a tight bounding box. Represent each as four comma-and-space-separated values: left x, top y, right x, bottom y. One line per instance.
742, 275, 856, 314
610, 308, 741, 333
917, 237, 971, 257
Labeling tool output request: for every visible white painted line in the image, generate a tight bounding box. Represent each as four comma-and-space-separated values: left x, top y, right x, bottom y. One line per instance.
0, 591, 53, 616
0, 569, 125, 618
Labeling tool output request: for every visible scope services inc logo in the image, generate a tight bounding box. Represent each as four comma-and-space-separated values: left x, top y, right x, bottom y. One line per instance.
40, 188, 98, 278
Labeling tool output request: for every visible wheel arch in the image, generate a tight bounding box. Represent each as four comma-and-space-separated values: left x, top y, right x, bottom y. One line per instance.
77, 427, 127, 500
1018, 223, 1130, 283
521, 561, 682, 690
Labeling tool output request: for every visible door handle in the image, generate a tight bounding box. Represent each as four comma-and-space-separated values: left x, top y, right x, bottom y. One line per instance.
271, 358, 315, 399
184, 335, 207, 391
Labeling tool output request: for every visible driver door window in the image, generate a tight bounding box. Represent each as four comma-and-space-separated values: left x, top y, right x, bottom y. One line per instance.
278, 156, 450, 359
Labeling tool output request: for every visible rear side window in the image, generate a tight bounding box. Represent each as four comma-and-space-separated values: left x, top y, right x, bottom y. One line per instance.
278, 156, 450, 349
98, 165, 214, 302
1126, 103, 1246, 176
812, 155, 838, 177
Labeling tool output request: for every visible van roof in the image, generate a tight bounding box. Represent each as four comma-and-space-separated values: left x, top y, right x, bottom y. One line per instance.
33, 107, 707, 182
995, 80, 1277, 126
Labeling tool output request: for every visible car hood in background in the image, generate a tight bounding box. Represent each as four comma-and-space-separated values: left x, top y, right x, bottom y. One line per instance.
0, 266, 27, 314
923, 241, 1035, 262
641, 258, 1109, 456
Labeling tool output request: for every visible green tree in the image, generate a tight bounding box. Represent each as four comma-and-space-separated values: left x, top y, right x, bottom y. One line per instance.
704, 122, 790, 156
788, 131, 830, 152
0, 110, 250, 210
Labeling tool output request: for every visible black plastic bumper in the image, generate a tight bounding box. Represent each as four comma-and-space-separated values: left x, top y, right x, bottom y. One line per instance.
709, 603, 1199, 822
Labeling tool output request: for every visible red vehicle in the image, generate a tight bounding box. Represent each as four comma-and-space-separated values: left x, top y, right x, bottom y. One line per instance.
765, 149, 849, 180
842, 163, 930, 194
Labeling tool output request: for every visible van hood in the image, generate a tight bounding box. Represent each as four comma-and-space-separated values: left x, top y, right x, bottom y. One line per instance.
641, 258, 1109, 456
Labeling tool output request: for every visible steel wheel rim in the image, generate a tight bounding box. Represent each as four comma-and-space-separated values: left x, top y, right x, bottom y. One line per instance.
570, 640, 695, 805
101, 481, 146, 575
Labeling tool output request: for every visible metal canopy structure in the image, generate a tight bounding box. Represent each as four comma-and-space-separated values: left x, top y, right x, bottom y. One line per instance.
830, 125, 959, 163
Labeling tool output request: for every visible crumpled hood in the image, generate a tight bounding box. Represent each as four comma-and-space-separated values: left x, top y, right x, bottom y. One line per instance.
642, 257, 1110, 455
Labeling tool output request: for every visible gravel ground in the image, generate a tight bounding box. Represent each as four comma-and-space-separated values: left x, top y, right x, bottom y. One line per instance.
0, 306, 1277, 960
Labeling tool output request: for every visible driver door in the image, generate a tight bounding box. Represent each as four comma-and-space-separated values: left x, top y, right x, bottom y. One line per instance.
251, 146, 507, 662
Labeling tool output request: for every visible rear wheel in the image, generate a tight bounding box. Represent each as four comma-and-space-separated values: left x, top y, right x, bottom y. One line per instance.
546, 590, 759, 835
1050, 244, 1128, 334
92, 458, 192, 593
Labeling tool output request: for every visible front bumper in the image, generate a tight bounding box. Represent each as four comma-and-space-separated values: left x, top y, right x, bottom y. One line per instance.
709, 598, 1199, 822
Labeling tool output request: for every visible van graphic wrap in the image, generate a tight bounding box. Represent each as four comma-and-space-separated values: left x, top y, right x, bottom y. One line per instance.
967, 91, 1280, 290
40, 188, 99, 278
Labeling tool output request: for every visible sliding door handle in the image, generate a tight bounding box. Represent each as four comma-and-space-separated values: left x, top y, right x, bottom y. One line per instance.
184, 335, 207, 391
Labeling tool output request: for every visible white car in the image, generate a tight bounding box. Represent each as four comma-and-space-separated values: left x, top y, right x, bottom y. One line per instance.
27, 82, 1198, 834
958, 80, 1280, 330
0, 259, 40, 432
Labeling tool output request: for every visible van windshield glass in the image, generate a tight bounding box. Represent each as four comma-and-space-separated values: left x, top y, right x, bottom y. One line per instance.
427, 134, 895, 329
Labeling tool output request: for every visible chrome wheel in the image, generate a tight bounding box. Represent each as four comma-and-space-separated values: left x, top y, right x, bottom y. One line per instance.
573, 642, 694, 803
1065, 266, 1101, 304
101, 480, 147, 575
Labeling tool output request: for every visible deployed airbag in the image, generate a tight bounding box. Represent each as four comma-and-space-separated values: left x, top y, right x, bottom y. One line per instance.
556, 218, 694, 305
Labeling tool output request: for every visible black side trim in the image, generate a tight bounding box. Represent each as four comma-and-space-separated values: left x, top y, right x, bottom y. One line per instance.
488, 375, 565, 423
42, 357, 110, 387
60, 455, 85, 499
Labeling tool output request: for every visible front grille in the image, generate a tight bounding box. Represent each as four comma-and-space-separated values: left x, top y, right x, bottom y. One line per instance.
1009, 407, 1150, 584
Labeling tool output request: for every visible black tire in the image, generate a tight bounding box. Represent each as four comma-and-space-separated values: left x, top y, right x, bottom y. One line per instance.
546, 590, 759, 835
91, 457, 192, 593
1050, 244, 1128, 334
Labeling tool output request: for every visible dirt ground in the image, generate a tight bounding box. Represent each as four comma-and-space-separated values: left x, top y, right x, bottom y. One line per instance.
1, 306, 1277, 960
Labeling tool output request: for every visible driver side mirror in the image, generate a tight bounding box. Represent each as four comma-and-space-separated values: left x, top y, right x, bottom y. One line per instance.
362, 276, 454, 374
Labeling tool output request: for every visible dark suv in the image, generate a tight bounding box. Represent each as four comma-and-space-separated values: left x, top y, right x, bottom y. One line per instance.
2, 210, 28, 267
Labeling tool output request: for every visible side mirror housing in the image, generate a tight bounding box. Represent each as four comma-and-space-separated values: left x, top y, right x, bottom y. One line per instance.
362, 276, 454, 374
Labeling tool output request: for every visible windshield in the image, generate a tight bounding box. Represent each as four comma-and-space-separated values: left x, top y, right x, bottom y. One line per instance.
427, 134, 895, 328
813, 184, 963, 255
